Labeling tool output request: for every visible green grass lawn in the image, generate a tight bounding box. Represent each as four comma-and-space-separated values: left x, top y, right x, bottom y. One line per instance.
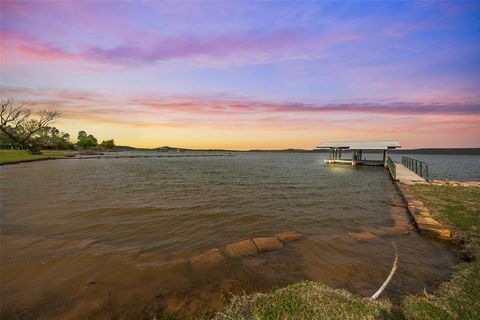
214, 281, 396, 320
401, 185, 480, 320
408, 185, 480, 237
211, 184, 480, 320
0, 149, 75, 165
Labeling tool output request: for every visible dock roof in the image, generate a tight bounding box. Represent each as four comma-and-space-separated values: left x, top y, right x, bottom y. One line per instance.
317, 141, 401, 150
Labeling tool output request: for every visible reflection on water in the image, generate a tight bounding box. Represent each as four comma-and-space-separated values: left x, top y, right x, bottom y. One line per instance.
0, 153, 456, 319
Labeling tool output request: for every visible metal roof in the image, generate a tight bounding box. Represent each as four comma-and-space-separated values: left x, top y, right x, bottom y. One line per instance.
317, 141, 401, 150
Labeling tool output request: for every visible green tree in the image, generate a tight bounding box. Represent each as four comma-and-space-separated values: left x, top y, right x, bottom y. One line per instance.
35, 126, 73, 149
0, 99, 61, 154
100, 139, 115, 150
77, 131, 98, 150
0, 128, 15, 148
78, 130, 87, 140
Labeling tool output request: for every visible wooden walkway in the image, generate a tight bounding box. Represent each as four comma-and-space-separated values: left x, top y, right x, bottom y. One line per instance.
395, 163, 427, 184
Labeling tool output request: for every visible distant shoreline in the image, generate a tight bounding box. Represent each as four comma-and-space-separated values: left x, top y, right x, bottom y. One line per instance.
1, 148, 479, 166
116, 146, 480, 155
0, 156, 72, 166
0, 150, 234, 166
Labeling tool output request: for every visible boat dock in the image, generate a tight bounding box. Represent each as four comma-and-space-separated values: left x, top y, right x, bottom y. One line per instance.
318, 140, 452, 240
394, 163, 426, 184
317, 140, 429, 184
386, 156, 429, 184
317, 141, 401, 166
386, 156, 451, 240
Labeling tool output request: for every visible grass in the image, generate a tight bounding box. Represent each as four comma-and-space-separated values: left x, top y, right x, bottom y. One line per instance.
400, 184, 480, 320
214, 281, 395, 320
212, 184, 480, 320
408, 185, 480, 236
0, 149, 75, 165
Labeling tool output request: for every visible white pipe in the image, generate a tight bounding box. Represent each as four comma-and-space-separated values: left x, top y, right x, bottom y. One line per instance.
371, 241, 398, 300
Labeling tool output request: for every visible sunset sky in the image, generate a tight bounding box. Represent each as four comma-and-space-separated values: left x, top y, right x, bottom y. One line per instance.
1, 1, 479, 149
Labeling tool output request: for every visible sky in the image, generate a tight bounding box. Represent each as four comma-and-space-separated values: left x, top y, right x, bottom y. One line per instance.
1, 1, 479, 149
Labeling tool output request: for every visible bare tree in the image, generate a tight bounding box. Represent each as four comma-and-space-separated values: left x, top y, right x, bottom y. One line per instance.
1, 98, 61, 153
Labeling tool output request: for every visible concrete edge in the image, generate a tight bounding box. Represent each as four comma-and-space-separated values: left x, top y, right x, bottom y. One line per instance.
392, 180, 452, 241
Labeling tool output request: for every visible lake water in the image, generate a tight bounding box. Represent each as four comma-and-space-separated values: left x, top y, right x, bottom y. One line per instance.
1, 153, 474, 319
390, 153, 480, 181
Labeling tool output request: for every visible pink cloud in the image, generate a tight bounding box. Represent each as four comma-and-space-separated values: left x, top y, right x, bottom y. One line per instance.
3, 86, 479, 120
2, 86, 478, 148
83, 30, 304, 65
1, 26, 362, 66
4, 86, 479, 112
0, 31, 81, 64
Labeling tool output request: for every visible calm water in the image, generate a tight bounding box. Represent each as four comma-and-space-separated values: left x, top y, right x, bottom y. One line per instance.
0, 153, 462, 319
390, 153, 480, 181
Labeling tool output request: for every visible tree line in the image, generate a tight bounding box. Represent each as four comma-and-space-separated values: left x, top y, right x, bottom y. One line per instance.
1, 99, 115, 154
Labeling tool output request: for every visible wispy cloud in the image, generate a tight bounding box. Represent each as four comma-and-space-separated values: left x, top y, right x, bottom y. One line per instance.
1, 31, 80, 64
1, 1, 479, 148
1, 28, 362, 66
2, 87, 479, 129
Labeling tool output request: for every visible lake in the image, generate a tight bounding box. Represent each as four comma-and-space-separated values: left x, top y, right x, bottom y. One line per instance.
1, 152, 475, 319
390, 153, 480, 181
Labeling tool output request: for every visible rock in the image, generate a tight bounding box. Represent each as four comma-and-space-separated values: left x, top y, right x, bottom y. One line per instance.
429, 180, 480, 187
388, 202, 407, 208
350, 231, 380, 241
243, 257, 267, 268
394, 220, 412, 229
252, 237, 284, 252
409, 206, 430, 217
275, 232, 304, 242
190, 248, 225, 272
368, 228, 389, 237
420, 226, 452, 239
84, 281, 97, 287
390, 207, 410, 225
416, 216, 442, 226
381, 226, 410, 235
409, 200, 424, 208
223, 239, 258, 257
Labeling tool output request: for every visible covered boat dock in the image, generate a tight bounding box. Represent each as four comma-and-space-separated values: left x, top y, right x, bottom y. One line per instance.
317, 141, 401, 166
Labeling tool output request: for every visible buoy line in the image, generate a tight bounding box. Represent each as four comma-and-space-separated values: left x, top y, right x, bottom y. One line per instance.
371, 241, 398, 300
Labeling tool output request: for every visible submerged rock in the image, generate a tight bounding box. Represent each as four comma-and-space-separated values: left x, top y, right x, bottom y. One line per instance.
243, 257, 267, 268
368, 228, 391, 237
275, 232, 304, 242
190, 248, 226, 272
350, 231, 380, 241
252, 237, 284, 252
380, 226, 410, 235
223, 239, 258, 257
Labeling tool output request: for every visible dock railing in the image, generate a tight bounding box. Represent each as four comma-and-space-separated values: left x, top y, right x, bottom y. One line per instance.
402, 156, 429, 180
387, 156, 396, 179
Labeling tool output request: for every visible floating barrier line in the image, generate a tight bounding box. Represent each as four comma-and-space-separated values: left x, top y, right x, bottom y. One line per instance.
371, 241, 398, 300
